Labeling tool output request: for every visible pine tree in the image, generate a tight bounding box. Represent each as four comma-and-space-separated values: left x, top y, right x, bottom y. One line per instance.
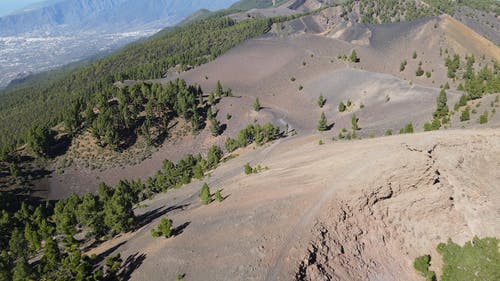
151, 218, 173, 238
434, 89, 449, 118
317, 94, 326, 108
460, 107, 470, 121
253, 98, 261, 112
206, 145, 223, 169
351, 114, 359, 130
0, 250, 12, 281
208, 93, 215, 105
338, 102, 346, 112
199, 183, 211, 205
77, 193, 106, 236
209, 117, 221, 136
403, 123, 414, 134
215, 80, 223, 98
8, 228, 28, 259
103, 183, 135, 234
215, 190, 223, 202
41, 238, 60, 275
12, 257, 33, 281
416, 66, 424, 76
24, 224, 40, 255
244, 163, 253, 175
104, 254, 122, 281
350, 50, 359, 62
317, 112, 328, 132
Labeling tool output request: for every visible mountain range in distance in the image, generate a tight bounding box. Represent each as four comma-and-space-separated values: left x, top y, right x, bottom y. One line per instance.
0, 0, 242, 87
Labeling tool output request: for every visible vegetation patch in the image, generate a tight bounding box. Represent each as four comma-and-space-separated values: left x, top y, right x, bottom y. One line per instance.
414, 237, 500, 281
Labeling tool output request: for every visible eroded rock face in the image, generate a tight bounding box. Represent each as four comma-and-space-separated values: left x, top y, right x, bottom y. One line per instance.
295, 134, 500, 281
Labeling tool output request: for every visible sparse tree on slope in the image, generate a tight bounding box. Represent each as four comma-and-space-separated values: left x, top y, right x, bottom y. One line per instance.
317, 94, 326, 108
199, 183, 211, 205
253, 98, 261, 112
350, 50, 359, 63
317, 112, 328, 132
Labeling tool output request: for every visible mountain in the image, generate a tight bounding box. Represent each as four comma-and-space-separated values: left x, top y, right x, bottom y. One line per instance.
0, 0, 239, 87
0, 0, 239, 36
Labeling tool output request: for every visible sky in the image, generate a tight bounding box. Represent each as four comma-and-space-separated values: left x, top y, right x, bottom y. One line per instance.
0, 0, 45, 17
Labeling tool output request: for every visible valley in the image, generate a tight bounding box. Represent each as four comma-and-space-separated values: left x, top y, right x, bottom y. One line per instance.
0, 0, 499, 280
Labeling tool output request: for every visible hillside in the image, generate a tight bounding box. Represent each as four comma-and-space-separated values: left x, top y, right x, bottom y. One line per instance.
0, 0, 240, 87
84, 128, 500, 280
0, 0, 239, 36
0, 0, 499, 280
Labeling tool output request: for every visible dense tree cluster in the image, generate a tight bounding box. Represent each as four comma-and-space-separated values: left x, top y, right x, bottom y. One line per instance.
0, 119, 282, 280
350, 0, 437, 24
0, 195, 127, 280
461, 60, 500, 100
424, 0, 500, 15
445, 54, 460, 78
0, 16, 275, 154
85, 79, 208, 150
224, 123, 281, 152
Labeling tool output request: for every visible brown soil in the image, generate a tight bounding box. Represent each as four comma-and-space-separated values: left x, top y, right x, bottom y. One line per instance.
86, 129, 500, 281
39, 9, 500, 199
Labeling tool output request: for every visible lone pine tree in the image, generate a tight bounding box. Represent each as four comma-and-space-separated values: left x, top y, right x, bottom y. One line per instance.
199, 183, 211, 205
317, 112, 328, 131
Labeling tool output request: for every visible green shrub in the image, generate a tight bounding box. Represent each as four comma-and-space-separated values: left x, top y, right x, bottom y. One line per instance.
416, 66, 424, 76
385, 129, 393, 136
424, 118, 441, 131
225, 138, 239, 152
215, 190, 223, 202
437, 237, 500, 281
413, 255, 437, 281
351, 114, 359, 131
479, 111, 488, 124
400, 60, 407, 71
244, 163, 253, 175
460, 107, 470, 121
338, 102, 346, 112
151, 218, 173, 238
402, 123, 414, 134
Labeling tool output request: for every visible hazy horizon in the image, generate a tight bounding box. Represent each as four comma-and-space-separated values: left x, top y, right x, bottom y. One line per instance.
0, 0, 46, 17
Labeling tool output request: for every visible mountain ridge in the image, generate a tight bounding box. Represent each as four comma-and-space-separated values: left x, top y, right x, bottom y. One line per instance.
0, 0, 239, 36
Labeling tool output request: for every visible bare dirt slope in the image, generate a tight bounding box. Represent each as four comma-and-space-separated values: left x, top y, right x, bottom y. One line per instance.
87, 128, 500, 281
42, 7, 500, 199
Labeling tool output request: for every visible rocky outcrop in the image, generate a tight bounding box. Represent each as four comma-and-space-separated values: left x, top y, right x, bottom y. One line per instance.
295, 135, 500, 280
